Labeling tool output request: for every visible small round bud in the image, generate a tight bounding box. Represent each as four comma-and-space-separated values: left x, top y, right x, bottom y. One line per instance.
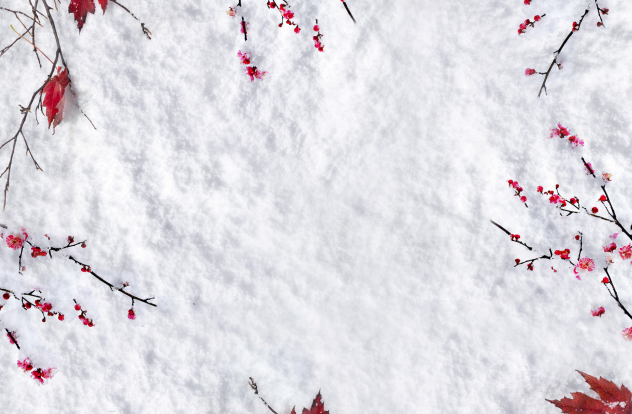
3, 293, 10, 300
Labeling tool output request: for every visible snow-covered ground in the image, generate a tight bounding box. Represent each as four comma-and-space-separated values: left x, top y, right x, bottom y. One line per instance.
1, 0, 632, 412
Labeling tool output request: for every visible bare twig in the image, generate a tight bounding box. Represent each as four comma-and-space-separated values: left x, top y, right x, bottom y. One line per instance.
342, 1, 356, 24
110, 0, 152, 39
603, 268, 632, 321
249, 377, 280, 414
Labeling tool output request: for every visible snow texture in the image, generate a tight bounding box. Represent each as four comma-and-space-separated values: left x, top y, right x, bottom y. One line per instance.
1, 0, 632, 412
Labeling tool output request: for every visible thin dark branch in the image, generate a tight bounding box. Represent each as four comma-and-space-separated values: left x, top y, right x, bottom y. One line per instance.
576, 232, 583, 261
67, 256, 157, 307
600, 185, 632, 241
537, 8, 590, 97
603, 268, 632, 321
342, 1, 356, 24
242, 16, 247, 41
595, 0, 605, 27
490, 220, 533, 250
581, 157, 596, 178
249, 377, 280, 414
109, 0, 152, 39
5, 328, 20, 350
515, 249, 553, 268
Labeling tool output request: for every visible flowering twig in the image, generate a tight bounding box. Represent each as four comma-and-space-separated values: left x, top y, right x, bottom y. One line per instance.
67, 255, 156, 307
5, 328, 20, 350
536, 7, 590, 97
490, 220, 533, 250
582, 157, 596, 178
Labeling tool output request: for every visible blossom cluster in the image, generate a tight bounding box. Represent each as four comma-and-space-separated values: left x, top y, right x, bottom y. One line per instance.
17, 358, 56, 385
266, 1, 300, 33
549, 123, 584, 147
507, 179, 527, 204
596, 8, 609, 27
238, 50, 266, 82
518, 15, 542, 35
74, 303, 95, 327
601, 233, 632, 265
313, 22, 324, 52
554, 249, 570, 260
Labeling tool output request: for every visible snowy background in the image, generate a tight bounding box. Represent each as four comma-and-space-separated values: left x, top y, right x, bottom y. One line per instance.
1, 0, 632, 412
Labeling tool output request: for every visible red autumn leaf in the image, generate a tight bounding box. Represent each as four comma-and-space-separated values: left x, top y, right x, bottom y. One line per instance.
41, 67, 70, 131
290, 391, 329, 414
68, 0, 96, 31
99, 0, 108, 14
547, 371, 632, 414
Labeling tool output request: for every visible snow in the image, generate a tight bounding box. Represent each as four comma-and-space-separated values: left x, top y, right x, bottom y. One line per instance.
1, 0, 632, 412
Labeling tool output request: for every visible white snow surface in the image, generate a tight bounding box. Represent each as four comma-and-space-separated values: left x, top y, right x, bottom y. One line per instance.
1, 0, 632, 412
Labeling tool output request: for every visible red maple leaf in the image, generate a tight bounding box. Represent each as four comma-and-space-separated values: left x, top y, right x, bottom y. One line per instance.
290, 391, 329, 414
68, 0, 96, 31
41, 67, 70, 131
99, 0, 108, 14
547, 371, 632, 414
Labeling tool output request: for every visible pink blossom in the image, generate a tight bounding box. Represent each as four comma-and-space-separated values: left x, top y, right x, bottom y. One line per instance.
227, 7, 236, 17
620, 244, 632, 260
17, 358, 33, 372
240, 21, 250, 34
585, 162, 595, 175
294, 26, 301, 34
525, 68, 536, 76
237, 51, 251, 65
603, 172, 612, 182
549, 194, 561, 204
6, 234, 23, 250
603, 242, 617, 253
623, 327, 632, 341
591, 307, 605, 317
574, 258, 595, 278
282, 9, 294, 19
246, 66, 266, 82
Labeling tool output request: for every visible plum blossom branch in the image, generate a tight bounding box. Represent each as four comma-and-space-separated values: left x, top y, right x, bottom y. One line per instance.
536, 8, 590, 98
490, 220, 533, 250
67, 255, 156, 307
5, 328, 20, 350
